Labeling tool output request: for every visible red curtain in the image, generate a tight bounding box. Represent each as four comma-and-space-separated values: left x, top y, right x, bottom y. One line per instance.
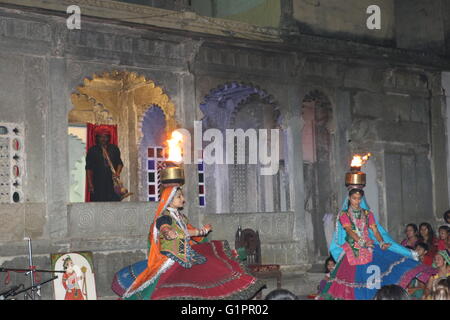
85, 123, 119, 202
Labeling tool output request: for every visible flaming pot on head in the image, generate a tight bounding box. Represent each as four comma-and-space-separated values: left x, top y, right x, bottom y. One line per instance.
160, 131, 185, 187
345, 153, 371, 189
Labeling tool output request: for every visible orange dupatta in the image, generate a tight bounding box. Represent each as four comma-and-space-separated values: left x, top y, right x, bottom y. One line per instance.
124, 186, 178, 296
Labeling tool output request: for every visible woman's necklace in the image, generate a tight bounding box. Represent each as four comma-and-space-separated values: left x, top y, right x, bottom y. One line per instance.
349, 206, 365, 238
167, 207, 189, 239
350, 206, 362, 218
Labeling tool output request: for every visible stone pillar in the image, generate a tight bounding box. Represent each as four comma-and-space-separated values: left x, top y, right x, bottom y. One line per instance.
279, 0, 300, 37
175, 40, 204, 227
285, 83, 310, 264
46, 57, 69, 239
124, 90, 137, 202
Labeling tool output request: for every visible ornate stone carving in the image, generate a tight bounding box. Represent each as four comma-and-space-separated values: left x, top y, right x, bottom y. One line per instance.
383, 69, 429, 91
70, 71, 177, 134
349, 118, 373, 144
0, 16, 51, 42
197, 46, 291, 74
51, 24, 68, 57
200, 82, 279, 130
25, 57, 48, 116
78, 208, 95, 230
69, 203, 154, 238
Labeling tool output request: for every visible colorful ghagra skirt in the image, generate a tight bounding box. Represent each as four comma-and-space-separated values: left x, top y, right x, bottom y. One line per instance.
319, 245, 437, 300
112, 240, 265, 300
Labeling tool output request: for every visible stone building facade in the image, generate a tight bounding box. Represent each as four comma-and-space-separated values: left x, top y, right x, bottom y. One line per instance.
0, 0, 450, 298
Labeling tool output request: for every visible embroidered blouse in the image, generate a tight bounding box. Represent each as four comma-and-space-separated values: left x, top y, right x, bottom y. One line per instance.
339, 209, 376, 266
156, 209, 206, 268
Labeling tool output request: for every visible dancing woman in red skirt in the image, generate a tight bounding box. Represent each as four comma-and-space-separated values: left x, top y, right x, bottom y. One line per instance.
112, 186, 264, 300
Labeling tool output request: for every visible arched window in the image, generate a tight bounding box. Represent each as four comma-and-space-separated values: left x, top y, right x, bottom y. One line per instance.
200, 83, 288, 213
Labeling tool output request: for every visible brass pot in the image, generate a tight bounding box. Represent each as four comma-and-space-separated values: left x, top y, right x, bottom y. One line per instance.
345, 171, 366, 187
160, 166, 185, 185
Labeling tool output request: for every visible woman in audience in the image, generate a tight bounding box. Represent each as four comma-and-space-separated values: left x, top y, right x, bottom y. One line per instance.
401, 224, 421, 249
405, 243, 433, 299
424, 250, 450, 299
419, 222, 438, 261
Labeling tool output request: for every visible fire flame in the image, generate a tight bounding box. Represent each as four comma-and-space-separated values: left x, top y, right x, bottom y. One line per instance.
350, 153, 371, 168
166, 130, 183, 163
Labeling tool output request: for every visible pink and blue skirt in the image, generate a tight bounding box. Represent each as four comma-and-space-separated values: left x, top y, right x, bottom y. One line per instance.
319, 245, 436, 300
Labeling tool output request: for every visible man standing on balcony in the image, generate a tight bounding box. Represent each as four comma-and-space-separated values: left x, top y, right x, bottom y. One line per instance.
85, 126, 123, 202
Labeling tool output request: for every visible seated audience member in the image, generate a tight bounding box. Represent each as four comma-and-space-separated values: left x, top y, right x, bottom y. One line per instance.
265, 289, 297, 300
401, 223, 421, 249
431, 278, 449, 300
424, 250, 450, 299
406, 278, 426, 300
419, 222, 438, 261
443, 210, 450, 228
446, 233, 450, 254
373, 285, 410, 300
415, 242, 433, 266
317, 256, 336, 294
437, 226, 450, 250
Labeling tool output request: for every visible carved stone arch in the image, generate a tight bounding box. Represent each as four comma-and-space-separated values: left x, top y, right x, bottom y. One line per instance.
200, 81, 280, 131
69, 93, 115, 125
134, 83, 177, 147
231, 93, 280, 129
69, 70, 177, 130
301, 88, 334, 135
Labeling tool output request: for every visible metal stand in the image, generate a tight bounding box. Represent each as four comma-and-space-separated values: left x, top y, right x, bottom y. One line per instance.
0, 238, 65, 300
14, 276, 59, 300
24, 237, 36, 300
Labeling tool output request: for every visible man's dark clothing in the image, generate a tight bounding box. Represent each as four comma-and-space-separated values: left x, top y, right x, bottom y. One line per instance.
86, 144, 123, 202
